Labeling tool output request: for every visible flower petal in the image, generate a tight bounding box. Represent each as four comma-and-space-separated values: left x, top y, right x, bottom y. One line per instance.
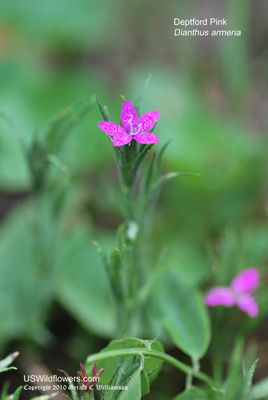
98, 121, 125, 136
121, 100, 137, 131
134, 132, 159, 144
231, 268, 259, 294
92, 363, 97, 377
204, 287, 236, 307
138, 110, 160, 132
237, 294, 259, 318
113, 133, 132, 147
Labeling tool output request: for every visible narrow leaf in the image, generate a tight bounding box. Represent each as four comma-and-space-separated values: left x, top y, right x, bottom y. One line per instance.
11, 386, 22, 400
96, 95, 111, 122
154, 274, 211, 359
155, 172, 199, 190
156, 140, 171, 176
0, 352, 19, 372
92, 240, 109, 271
244, 359, 258, 392
130, 144, 153, 184
45, 96, 94, 152
134, 74, 152, 114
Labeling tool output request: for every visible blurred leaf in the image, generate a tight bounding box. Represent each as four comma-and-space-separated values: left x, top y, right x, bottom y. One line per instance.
134, 74, 152, 115
1, 382, 10, 400
96, 96, 111, 122
154, 272, 211, 359
224, 339, 251, 400
252, 378, 268, 399
86, 338, 164, 388
173, 387, 207, 400
44, 96, 94, 153
56, 225, 117, 338
0, 112, 30, 190
6, 386, 22, 400
0, 352, 19, 373
244, 359, 258, 393
0, 204, 53, 348
154, 172, 199, 191
130, 144, 153, 185
155, 139, 171, 176
92, 240, 109, 271
117, 369, 142, 399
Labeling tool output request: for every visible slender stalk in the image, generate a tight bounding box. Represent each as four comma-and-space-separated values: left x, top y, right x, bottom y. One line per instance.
86, 349, 217, 389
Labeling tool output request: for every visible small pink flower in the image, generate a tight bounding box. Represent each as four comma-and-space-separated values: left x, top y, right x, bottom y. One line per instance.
204, 268, 259, 318
78, 362, 104, 391
99, 100, 160, 147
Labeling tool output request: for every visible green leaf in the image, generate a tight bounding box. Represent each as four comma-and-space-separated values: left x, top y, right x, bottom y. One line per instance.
244, 359, 258, 393
1, 381, 10, 400
154, 273, 211, 359
117, 368, 141, 400
134, 73, 152, 115
96, 95, 111, 122
173, 387, 207, 400
0, 352, 19, 372
109, 248, 123, 301
252, 378, 268, 399
92, 240, 109, 271
0, 111, 30, 190
156, 140, 171, 170
110, 248, 122, 273
85, 337, 164, 399
56, 226, 116, 338
130, 144, 153, 184
0, 204, 53, 348
154, 172, 199, 191
44, 96, 94, 153
6, 386, 22, 400
225, 339, 246, 400
140, 368, 150, 396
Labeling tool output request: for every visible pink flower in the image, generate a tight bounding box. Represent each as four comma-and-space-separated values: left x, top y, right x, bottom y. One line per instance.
78, 362, 104, 391
204, 268, 259, 318
99, 100, 160, 147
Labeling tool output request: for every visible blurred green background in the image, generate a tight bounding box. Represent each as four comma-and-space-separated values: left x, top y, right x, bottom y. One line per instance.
1, 0, 268, 398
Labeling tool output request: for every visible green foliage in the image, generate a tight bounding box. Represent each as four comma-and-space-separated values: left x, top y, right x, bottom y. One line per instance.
244, 360, 259, 393
0, 352, 19, 373
154, 272, 211, 360
134, 74, 152, 115
173, 387, 207, 400
6, 386, 22, 400
85, 338, 164, 399
0, 2, 268, 398
56, 225, 117, 338
252, 378, 268, 399
28, 96, 94, 192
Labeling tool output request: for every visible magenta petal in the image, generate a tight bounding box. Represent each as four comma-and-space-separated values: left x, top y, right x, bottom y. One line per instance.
204, 287, 236, 307
121, 100, 137, 131
98, 121, 125, 136
80, 363, 87, 378
237, 294, 259, 318
231, 268, 259, 294
134, 132, 159, 144
138, 110, 160, 132
113, 133, 132, 147
92, 363, 97, 376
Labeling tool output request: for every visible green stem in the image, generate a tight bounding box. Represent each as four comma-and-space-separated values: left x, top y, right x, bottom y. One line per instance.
186, 373, 192, 389
86, 349, 217, 389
